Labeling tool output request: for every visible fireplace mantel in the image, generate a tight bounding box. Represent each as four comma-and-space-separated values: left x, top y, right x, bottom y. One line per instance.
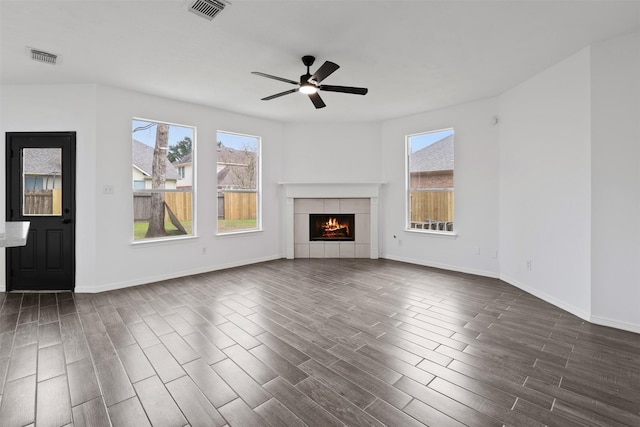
279, 182, 384, 198
280, 182, 384, 259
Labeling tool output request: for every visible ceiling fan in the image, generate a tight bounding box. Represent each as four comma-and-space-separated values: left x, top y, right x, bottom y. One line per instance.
251, 55, 368, 109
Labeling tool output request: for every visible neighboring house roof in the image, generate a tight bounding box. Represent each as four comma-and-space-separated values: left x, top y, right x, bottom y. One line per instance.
23, 148, 61, 175
133, 139, 180, 180
172, 152, 192, 167
410, 134, 454, 173
217, 146, 257, 189
217, 146, 255, 164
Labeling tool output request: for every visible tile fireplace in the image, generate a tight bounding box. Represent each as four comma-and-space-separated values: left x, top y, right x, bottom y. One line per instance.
280, 183, 382, 259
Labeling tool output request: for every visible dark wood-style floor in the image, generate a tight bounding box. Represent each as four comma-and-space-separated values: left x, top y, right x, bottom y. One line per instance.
0, 259, 639, 427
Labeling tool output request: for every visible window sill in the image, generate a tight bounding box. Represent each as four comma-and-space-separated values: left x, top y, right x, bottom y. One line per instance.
216, 228, 263, 238
405, 229, 458, 239
131, 234, 198, 247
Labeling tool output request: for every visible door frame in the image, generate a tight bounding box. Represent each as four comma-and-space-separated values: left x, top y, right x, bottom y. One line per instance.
5, 131, 76, 291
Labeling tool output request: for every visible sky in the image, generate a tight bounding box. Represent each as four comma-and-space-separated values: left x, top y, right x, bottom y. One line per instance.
409, 128, 454, 153
132, 119, 257, 151
132, 119, 194, 148
217, 131, 258, 151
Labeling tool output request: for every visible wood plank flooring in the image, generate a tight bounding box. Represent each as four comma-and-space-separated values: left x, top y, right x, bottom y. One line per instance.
1, 258, 639, 426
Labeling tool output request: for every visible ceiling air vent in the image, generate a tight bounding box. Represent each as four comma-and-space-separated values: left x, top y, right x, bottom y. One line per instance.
187, 0, 227, 20
30, 48, 57, 65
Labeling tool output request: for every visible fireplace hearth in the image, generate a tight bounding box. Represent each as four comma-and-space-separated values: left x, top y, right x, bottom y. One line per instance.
309, 214, 355, 241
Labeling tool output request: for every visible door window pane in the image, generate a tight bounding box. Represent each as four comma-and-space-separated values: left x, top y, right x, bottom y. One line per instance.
22, 148, 62, 216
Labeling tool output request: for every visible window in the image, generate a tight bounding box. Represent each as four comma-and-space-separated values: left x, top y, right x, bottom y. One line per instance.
25, 176, 45, 190
132, 119, 195, 241
407, 128, 454, 232
216, 131, 260, 234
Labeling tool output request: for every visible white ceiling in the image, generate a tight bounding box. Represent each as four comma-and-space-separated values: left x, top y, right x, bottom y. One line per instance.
2, 1, 639, 123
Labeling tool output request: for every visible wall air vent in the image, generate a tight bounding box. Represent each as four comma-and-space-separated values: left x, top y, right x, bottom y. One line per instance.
187, 0, 227, 20
30, 48, 57, 65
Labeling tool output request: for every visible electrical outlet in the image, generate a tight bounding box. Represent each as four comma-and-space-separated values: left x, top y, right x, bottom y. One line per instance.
202, 247, 207, 254
102, 184, 114, 195
526, 260, 532, 271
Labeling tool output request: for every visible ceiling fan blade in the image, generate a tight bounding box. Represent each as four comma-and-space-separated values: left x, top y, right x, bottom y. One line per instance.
308, 92, 326, 109
309, 61, 339, 84
261, 88, 298, 100
251, 72, 299, 86
319, 85, 368, 95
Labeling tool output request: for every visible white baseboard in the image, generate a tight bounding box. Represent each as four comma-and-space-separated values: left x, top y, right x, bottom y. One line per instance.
499, 274, 592, 320
588, 314, 640, 334
500, 274, 640, 335
381, 254, 499, 279
75, 254, 283, 293
379, 258, 640, 335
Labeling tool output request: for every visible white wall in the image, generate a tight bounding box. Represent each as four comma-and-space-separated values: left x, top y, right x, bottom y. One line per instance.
379, 98, 500, 277
0, 84, 98, 291
498, 48, 592, 318
590, 32, 640, 331
1, 84, 284, 292
282, 122, 382, 183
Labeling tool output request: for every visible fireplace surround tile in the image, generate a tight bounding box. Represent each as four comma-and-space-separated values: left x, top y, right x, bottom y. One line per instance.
293, 198, 371, 259
355, 244, 371, 258
294, 214, 309, 244
309, 243, 325, 258
294, 198, 324, 213
339, 242, 355, 258
324, 242, 340, 258
282, 183, 382, 259
324, 199, 340, 213
340, 198, 370, 214
294, 244, 310, 258
355, 214, 370, 244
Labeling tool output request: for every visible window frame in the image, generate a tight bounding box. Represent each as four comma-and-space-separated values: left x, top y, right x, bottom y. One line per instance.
405, 128, 456, 236
131, 117, 196, 244
216, 130, 262, 236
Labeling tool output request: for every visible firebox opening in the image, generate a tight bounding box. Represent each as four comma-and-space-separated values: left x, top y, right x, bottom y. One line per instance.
309, 214, 355, 241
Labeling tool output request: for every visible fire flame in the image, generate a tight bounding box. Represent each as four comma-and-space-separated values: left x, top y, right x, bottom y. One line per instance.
323, 217, 349, 235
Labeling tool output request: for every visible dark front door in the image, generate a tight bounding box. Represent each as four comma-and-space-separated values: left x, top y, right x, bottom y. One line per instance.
6, 132, 76, 291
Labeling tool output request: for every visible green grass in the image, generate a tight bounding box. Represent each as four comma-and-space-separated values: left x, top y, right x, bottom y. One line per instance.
133, 221, 193, 240
217, 218, 257, 233
134, 219, 257, 239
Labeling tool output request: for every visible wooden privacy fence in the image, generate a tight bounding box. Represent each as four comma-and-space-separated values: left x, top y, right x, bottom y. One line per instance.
133, 191, 255, 221
134, 192, 192, 222
165, 192, 192, 222
24, 189, 62, 215
223, 191, 256, 220
410, 190, 454, 223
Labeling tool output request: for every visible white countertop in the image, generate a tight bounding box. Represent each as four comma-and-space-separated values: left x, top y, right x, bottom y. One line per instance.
0, 222, 30, 248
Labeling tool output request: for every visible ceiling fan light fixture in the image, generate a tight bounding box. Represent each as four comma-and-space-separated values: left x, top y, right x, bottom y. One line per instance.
299, 84, 317, 95
252, 55, 367, 109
